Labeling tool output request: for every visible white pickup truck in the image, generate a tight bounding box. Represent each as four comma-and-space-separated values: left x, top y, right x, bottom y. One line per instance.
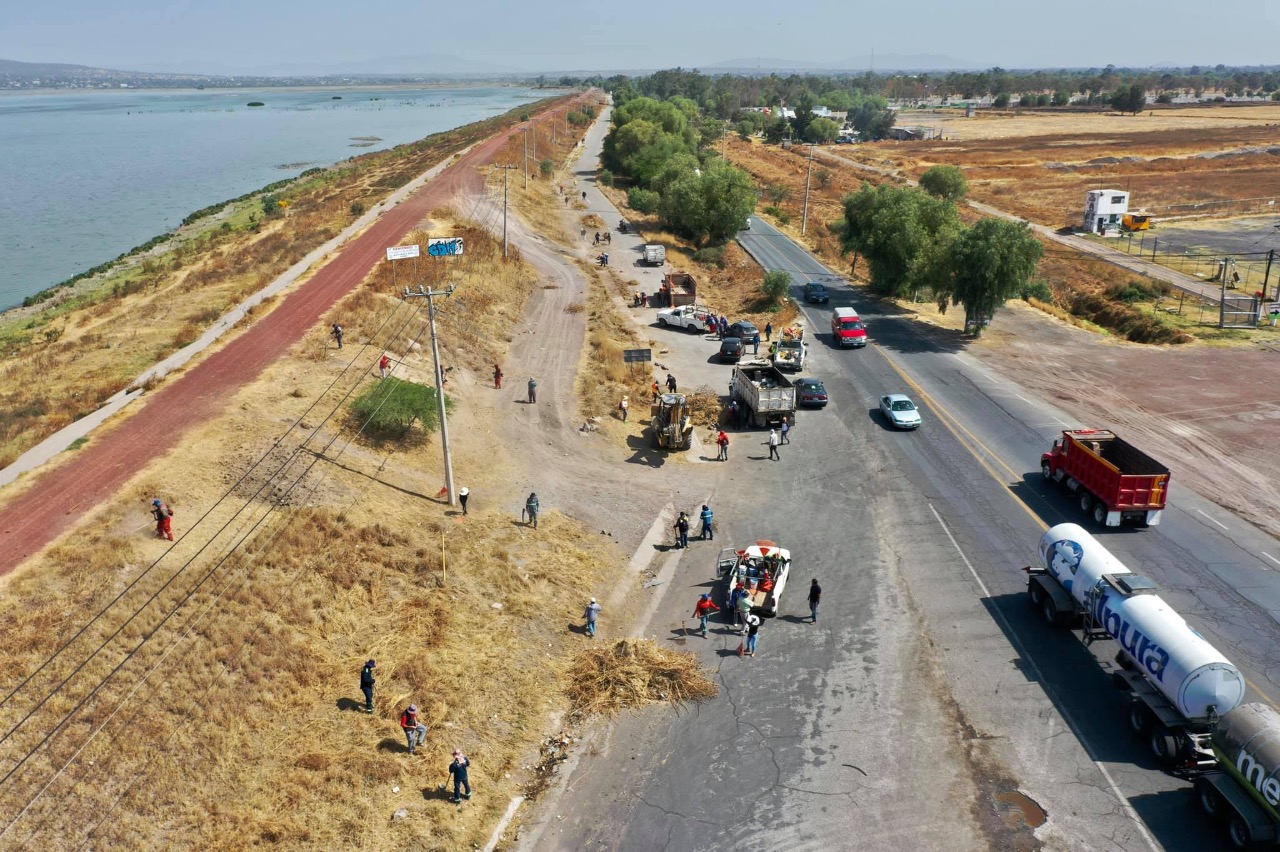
656, 304, 713, 332
771, 339, 806, 372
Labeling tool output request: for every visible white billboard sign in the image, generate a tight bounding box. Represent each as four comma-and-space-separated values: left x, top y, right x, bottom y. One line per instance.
386, 244, 421, 261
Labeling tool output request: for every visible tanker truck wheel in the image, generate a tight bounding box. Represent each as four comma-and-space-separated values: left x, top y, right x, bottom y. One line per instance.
1228, 813, 1254, 849
1149, 727, 1179, 766
1028, 582, 1044, 610
1041, 596, 1064, 628
1194, 778, 1225, 819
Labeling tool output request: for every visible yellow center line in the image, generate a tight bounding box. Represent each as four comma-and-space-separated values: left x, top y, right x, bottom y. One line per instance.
871, 343, 1280, 710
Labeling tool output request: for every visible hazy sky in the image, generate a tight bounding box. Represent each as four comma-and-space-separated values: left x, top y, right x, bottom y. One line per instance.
4, 0, 1279, 74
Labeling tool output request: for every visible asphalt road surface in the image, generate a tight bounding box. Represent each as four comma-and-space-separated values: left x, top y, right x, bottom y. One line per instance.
520, 142, 1280, 851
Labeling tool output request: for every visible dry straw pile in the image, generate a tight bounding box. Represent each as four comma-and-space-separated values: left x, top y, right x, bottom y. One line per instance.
563, 639, 718, 716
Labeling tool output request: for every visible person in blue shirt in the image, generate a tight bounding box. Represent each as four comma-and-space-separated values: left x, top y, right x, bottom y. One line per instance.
448, 750, 471, 802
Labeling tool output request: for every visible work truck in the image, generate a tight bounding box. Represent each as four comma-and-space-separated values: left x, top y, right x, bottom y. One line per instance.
771, 338, 806, 372
1196, 702, 1280, 849
1041, 428, 1170, 527
715, 541, 792, 618
659, 272, 697, 307
730, 364, 795, 427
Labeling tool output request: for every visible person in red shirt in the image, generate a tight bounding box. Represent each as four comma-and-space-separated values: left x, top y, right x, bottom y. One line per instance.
716, 430, 729, 461
691, 593, 721, 637
379, 354, 392, 380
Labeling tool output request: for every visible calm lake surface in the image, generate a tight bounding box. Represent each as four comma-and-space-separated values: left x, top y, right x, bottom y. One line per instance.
0, 85, 548, 309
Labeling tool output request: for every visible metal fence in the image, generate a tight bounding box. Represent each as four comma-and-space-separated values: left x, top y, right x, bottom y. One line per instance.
1112, 234, 1276, 299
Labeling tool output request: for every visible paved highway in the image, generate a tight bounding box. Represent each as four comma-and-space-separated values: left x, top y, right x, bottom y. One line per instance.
519, 142, 1280, 851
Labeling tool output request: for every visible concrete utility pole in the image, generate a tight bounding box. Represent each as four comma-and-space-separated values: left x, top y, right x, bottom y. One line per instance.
498, 165, 517, 258
801, 144, 815, 236
404, 284, 458, 507
523, 127, 529, 190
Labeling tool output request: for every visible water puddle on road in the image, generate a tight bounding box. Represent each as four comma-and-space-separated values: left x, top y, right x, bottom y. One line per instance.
994, 790, 1048, 829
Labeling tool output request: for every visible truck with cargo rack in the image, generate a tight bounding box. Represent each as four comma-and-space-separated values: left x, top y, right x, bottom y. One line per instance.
715, 540, 791, 619
1026, 523, 1245, 769
1041, 429, 1170, 527
730, 364, 795, 428
659, 272, 697, 307
643, 244, 666, 266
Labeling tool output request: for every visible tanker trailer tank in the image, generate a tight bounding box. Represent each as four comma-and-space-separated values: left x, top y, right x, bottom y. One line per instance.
1195, 703, 1280, 848
1037, 523, 1244, 723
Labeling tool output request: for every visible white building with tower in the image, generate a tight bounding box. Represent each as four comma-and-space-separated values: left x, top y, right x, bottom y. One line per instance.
1084, 189, 1130, 234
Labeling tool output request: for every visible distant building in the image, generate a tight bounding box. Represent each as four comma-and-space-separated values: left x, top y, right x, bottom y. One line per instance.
886, 126, 938, 141
1084, 189, 1130, 234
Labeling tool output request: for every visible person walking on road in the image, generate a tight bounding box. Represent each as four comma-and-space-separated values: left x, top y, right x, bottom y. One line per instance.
764, 321, 773, 342
745, 614, 762, 656
331, 322, 344, 349
809, 579, 822, 622
699, 505, 715, 540
767, 429, 780, 461
360, 659, 376, 713
524, 492, 540, 529
583, 597, 601, 637
752, 332, 761, 355
447, 750, 472, 802
400, 704, 427, 754
716, 430, 729, 461
666, 373, 678, 394
459, 486, 469, 516
673, 511, 690, 549
493, 364, 503, 389
527, 377, 538, 404
151, 498, 174, 541
780, 418, 791, 445
379, 353, 392, 380
692, 594, 721, 637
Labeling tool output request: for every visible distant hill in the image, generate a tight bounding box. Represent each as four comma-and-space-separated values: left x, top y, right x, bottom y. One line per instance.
706, 54, 982, 72
0, 58, 148, 78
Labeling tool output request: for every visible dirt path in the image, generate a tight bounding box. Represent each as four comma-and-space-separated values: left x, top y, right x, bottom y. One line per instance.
0, 125, 540, 576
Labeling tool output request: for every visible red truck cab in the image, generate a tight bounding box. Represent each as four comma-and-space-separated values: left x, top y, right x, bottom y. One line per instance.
830, 307, 867, 348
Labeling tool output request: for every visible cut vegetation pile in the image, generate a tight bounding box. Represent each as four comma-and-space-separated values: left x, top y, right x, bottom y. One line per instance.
563, 639, 718, 716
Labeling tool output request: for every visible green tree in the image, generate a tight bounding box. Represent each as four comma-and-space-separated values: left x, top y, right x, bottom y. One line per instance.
539, 159, 555, 178
849, 100, 895, 141
1018, 94, 1035, 107
918, 165, 969, 201
766, 183, 791, 204
351, 378, 451, 438
993, 92, 1011, 108
815, 167, 833, 189
762, 270, 793, 306
945, 218, 1044, 335
804, 117, 840, 143
627, 187, 660, 214
262, 195, 282, 218
764, 116, 791, 144
1052, 90, 1071, 106
659, 160, 757, 246
837, 182, 962, 298
1111, 83, 1147, 114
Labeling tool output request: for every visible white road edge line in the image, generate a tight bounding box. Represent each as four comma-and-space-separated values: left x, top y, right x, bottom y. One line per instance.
927, 503, 1161, 852
1196, 509, 1230, 531
484, 794, 526, 852
1263, 552, 1280, 568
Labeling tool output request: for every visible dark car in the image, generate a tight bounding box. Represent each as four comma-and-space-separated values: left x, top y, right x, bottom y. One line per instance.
804, 282, 829, 304
718, 337, 744, 363
795, 377, 829, 407
727, 321, 759, 341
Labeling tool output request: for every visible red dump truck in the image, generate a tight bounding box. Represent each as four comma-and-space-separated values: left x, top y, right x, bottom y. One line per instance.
1041, 429, 1170, 527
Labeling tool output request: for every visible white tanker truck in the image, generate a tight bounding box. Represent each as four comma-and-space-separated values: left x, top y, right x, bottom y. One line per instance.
1026, 523, 1245, 766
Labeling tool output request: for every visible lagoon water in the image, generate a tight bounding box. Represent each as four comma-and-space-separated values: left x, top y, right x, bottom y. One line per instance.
0, 85, 546, 309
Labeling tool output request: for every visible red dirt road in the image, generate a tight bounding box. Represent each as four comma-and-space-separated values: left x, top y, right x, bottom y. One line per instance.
0, 130, 515, 575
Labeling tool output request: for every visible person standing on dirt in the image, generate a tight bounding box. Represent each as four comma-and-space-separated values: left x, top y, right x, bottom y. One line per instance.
583, 597, 602, 637
692, 594, 721, 638
752, 332, 761, 355
666, 373, 677, 394
652, 380, 660, 402
673, 511, 690, 549
582, 190, 587, 201
619, 396, 629, 422
151, 498, 174, 541
331, 323, 344, 349
360, 659, 376, 713
594, 232, 600, 245
716, 430, 729, 461
400, 704, 427, 754
524, 492, 540, 529
493, 364, 503, 389
527, 377, 538, 404
379, 354, 391, 380
448, 750, 472, 802
699, 505, 715, 541
459, 486, 470, 516
764, 321, 773, 342
767, 429, 780, 461
808, 579, 822, 623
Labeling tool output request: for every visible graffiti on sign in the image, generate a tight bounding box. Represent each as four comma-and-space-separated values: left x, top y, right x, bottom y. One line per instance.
428, 238, 465, 257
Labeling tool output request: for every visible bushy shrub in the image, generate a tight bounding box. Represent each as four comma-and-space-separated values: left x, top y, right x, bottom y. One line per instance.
692, 246, 725, 267
540, 159, 555, 178
1021, 279, 1054, 302
627, 187, 660, 214
598, 168, 614, 186
350, 202, 366, 216
763, 204, 791, 225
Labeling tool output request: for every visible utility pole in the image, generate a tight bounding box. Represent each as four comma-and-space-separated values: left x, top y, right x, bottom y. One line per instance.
497, 165, 517, 258
404, 283, 458, 507
1262, 248, 1275, 301
722, 122, 729, 160
801, 144, 815, 236
523, 127, 529, 190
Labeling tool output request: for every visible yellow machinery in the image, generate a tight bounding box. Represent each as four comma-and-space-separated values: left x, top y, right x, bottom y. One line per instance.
1122, 212, 1152, 231
651, 393, 693, 451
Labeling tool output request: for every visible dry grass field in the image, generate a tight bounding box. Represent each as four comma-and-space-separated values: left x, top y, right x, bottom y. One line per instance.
901, 103, 1280, 142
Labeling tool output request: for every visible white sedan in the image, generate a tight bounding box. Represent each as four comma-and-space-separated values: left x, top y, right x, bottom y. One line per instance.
656, 305, 714, 332
880, 394, 922, 430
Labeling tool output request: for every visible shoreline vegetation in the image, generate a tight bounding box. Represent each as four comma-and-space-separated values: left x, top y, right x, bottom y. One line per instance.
0, 92, 577, 469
